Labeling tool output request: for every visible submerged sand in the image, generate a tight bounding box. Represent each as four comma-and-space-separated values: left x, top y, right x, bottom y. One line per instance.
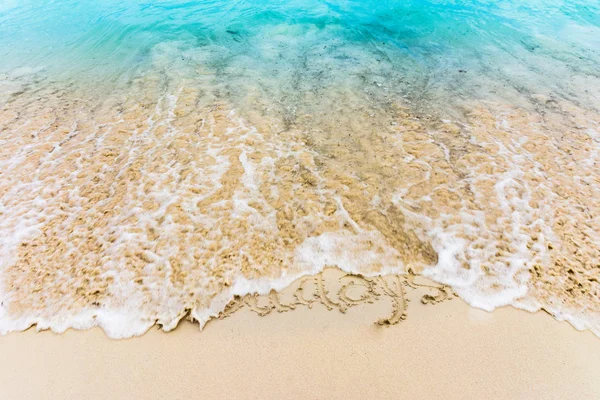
1, 78, 599, 337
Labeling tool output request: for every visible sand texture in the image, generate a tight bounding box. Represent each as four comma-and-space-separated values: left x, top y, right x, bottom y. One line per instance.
1, 269, 599, 400
2, 82, 600, 337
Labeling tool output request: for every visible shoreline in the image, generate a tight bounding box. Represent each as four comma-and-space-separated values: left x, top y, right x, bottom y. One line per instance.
2, 87, 599, 340
1, 2, 599, 399
1, 269, 599, 400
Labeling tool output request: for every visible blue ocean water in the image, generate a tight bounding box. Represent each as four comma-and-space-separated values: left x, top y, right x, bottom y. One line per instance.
1, 0, 599, 113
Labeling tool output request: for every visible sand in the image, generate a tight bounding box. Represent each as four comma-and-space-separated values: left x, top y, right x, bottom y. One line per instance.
3, 81, 600, 338
1, 269, 599, 400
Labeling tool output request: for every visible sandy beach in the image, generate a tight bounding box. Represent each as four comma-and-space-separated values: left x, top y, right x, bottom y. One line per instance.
1, 269, 599, 400
1, 1, 600, 399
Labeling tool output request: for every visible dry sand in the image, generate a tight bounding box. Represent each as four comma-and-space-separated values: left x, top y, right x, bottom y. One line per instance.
1, 269, 599, 400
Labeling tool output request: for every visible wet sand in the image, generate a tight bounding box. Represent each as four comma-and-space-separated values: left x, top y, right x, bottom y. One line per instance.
1, 270, 599, 400
2, 87, 600, 337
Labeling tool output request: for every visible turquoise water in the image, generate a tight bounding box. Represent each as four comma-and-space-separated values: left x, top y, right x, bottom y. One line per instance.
2, 0, 599, 113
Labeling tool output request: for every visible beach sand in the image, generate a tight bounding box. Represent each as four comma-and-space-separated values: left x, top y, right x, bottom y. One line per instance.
2, 2, 600, 398
1, 269, 599, 400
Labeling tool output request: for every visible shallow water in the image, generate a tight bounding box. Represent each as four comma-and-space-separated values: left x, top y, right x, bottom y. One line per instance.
0, 0, 599, 338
